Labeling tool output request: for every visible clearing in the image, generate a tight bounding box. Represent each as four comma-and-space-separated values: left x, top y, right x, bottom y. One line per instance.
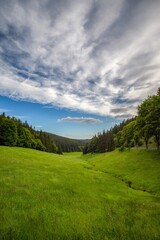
0, 146, 160, 240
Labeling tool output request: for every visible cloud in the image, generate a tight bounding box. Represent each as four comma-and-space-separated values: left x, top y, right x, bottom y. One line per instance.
14, 115, 28, 119
0, 108, 11, 113
0, 0, 160, 118
58, 117, 102, 124
42, 106, 54, 109
35, 125, 43, 128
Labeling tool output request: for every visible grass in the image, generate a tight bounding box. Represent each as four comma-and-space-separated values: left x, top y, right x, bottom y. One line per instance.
0, 146, 160, 239
83, 149, 160, 194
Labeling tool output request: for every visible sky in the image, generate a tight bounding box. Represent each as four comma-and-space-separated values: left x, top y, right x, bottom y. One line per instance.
0, 0, 160, 139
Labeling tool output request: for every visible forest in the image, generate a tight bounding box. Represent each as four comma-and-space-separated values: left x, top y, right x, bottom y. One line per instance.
0, 88, 159, 154
83, 88, 160, 154
0, 114, 61, 153
0, 113, 87, 153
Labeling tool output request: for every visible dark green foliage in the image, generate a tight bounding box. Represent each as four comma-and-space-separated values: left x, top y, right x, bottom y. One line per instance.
83, 137, 96, 154
83, 130, 114, 154
47, 132, 88, 152
0, 114, 60, 154
120, 121, 136, 148
116, 88, 160, 150
39, 131, 62, 154
35, 139, 46, 151
114, 131, 123, 148
119, 146, 125, 152
137, 88, 160, 150
84, 88, 160, 153
0, 113, 87, 154
0, 115, 17, 146
83, 119, 134, 154
17, 127, 35, 148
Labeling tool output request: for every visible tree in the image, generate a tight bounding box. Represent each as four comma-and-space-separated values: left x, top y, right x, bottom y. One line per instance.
138, 90, 160, 150
35, 139, 46, 151
87, 135, 98, 153
114, 131, 123, 148
83, 118, 135, 154
0, 113, 61, 154
136, 117, 152, 149
20, 127, 36, 148
0, 118, 17, 146
52, 142, 58, 153
121, 121, 136, 148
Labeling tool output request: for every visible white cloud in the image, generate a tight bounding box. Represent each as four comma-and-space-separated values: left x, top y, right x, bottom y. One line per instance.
14, 115, 28, 119
0, 108, 11, 113
0, 0, 160, 118
35, 125, 43, 128
58, 117, 102, 124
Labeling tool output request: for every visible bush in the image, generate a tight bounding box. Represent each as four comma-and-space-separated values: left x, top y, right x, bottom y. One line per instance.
119, 146, 125, 152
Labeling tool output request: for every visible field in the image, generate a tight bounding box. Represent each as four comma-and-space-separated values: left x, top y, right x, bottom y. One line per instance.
0, 146, 160, 240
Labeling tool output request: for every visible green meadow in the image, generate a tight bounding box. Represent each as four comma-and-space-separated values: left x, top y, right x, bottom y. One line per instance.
0, 146, 160, 240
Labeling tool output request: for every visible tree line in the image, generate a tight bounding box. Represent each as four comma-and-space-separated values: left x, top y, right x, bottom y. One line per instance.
0, 114, 87, 153
83, 88, 160, 154
47, 133, 85, 152
0, 113, 62, 154
83, 118, 134, 154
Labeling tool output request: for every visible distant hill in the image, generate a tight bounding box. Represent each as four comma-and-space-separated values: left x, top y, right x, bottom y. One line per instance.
0, 112, 89, 154
47, 132, 89, 152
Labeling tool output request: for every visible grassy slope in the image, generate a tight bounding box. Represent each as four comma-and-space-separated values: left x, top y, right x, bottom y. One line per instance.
0, 146, 160, 240
83, 149, 160, 195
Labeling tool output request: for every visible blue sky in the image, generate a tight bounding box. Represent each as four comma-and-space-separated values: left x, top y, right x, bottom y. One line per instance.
0, 96, 120, 139
0, 0, 160, 138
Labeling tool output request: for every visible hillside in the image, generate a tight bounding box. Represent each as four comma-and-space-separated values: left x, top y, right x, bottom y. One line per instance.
0, 113, 89, 153
47, 132, 89, 152
0, 146, 160, 240
82, 149, 160, 195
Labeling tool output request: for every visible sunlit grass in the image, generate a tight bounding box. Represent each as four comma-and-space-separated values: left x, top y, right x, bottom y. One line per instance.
83, 149, 160, 194
0, 146, 160, 239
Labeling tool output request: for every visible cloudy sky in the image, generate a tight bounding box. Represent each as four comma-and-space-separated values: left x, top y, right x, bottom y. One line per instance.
0, 0, 160, 138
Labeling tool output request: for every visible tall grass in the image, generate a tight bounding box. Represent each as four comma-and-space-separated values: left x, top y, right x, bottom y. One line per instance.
0, 146, 160, 239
